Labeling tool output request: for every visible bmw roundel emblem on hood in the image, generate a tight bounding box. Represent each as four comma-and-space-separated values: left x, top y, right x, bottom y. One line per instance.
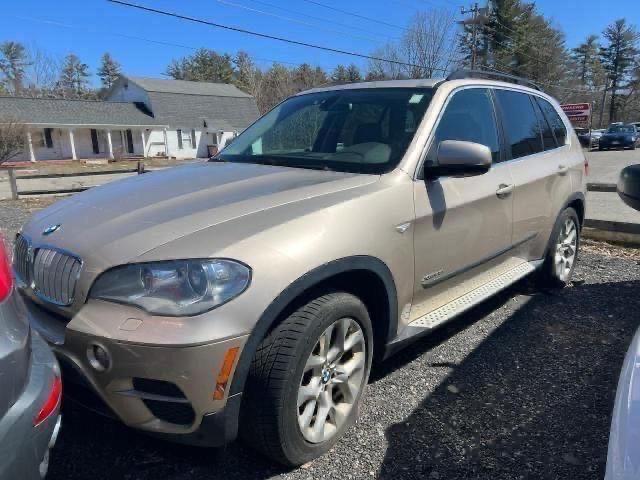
42, 224, 61, 236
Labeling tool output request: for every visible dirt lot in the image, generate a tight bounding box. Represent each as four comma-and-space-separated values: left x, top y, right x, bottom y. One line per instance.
1, 199, 639, 480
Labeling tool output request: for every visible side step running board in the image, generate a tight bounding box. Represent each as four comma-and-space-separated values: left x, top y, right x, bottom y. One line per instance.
392, 261, 541, 346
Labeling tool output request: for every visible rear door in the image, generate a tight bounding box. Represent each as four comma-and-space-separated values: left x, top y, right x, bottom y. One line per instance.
495, 89, 573, 261
411, 87, 514, 320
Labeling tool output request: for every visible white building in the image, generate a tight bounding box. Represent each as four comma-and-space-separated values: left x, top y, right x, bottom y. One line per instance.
1, 76, 260, 162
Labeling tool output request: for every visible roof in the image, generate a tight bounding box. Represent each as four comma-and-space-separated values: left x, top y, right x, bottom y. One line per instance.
0, 96, 162, 127
146, 91, 260, 130
299, 78, 444, 95
127, 76, 253, 98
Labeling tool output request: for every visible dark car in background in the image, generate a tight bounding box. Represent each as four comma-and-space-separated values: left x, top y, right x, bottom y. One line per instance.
0, 234, 62, 479
599, 124, 640, 150
575, 128, 603, 149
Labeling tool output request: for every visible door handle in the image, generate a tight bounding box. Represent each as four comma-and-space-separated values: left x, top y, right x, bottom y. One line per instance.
496, 183, 514, 198
558, 165, 569, 175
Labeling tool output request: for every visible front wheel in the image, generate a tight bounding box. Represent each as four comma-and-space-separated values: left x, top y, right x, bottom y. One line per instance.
240, 292, 373, 466
535, 207, 580, 288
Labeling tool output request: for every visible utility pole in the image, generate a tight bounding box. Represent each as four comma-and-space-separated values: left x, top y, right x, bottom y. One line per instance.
459, 3, 489, 70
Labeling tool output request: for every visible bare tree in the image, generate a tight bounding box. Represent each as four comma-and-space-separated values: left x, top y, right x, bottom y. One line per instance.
401, 9, 460, 78
24, 46, 62, 97
367, 43, 405, 80
0, 119, 27, 165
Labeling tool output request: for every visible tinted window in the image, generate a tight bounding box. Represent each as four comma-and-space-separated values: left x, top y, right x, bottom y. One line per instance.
426, 88, 500, 164
495, 90, 544, 159
536, 97, 567, 146
532, 97, 557, 150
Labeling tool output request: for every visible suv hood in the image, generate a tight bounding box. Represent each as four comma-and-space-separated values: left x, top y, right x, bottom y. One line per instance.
23, 162, 377, 269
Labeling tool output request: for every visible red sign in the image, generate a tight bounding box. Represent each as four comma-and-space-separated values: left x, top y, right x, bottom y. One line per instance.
561, 103, 591, 118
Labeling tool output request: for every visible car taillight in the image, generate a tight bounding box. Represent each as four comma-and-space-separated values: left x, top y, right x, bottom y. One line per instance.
584, 156, 589, 176
34, 375, 62, 427
0, 233, 12, 303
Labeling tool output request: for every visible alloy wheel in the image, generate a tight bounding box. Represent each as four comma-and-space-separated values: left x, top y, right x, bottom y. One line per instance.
297, 317, 366, 444
555, 218, 578, 282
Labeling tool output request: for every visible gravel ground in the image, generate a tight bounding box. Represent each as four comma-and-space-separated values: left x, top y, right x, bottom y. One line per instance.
1, 199, 639, 480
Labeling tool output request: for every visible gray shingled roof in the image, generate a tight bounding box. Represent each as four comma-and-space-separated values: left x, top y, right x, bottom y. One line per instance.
128, 77, 253, 98
146, 91, 260, 130
0, 96, 161, 126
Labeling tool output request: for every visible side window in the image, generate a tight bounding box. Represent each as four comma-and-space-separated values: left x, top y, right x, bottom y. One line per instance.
531, 96, 557, 150
495, 90, 545, 159
426, 88, 500, 164
536, 97, 567, 146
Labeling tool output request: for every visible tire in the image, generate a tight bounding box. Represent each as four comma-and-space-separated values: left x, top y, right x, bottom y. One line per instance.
535, 207, 580, 289
240, 292, 373, 466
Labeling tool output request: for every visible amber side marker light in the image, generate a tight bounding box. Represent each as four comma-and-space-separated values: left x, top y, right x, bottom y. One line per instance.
213, 347, 239, 400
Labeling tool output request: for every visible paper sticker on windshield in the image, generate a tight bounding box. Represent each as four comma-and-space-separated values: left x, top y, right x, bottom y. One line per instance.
409, 94, 424, 104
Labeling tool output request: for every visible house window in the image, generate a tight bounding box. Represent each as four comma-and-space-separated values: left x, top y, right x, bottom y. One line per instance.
177, 129, 183, 149
44, 128, 54, 148
190, 129, 197, 149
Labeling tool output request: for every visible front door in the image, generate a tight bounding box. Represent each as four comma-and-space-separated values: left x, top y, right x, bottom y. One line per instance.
411, 87, 514, 321
125, 129, 134, 154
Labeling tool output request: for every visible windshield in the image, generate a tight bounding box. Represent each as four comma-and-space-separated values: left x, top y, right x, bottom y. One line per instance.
608, 125, 636, 133
218, 88, 433, 174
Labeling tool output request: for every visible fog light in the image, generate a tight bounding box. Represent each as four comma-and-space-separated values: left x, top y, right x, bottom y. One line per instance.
87, 343, 111, 372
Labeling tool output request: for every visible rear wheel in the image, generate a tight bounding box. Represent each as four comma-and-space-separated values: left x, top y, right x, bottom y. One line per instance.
536, 207, 580, 288
240, 292, 373, 466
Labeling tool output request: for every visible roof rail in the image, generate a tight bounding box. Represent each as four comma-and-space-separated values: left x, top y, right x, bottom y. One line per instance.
446, 68, 542, 91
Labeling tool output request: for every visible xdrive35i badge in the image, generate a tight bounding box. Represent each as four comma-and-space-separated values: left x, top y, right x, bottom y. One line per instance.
42, 224, 61, 236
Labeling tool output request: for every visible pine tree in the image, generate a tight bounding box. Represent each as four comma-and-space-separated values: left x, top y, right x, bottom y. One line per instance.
600, 19, 639, 122
331, 65, 349, 84
0, 41, 31, 95
58, 54, 90, 97
572, 35, 599, 86
346, 64, 362, 82
97, 52, 121, 89
166, 48, 234, 83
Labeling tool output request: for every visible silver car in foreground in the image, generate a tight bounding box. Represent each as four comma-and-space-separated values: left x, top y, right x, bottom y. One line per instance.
0, 234, 62, 479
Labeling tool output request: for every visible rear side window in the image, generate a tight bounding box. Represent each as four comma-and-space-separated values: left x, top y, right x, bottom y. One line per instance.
495, 89, 543, 159
531, 97, 557, 150
426, 88, 501, 164
536, 97, 567, 146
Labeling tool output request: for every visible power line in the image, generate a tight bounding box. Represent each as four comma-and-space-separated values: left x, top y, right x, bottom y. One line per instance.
300, 0, 407, 31
9, 14, 306, 68
247, 0, 400, 41
214, 0, 385, 43
107, 0, 446, 71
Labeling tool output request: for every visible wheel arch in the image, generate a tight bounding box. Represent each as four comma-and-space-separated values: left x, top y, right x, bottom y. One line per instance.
564, 192, 586, 227
229, 255, 398, 398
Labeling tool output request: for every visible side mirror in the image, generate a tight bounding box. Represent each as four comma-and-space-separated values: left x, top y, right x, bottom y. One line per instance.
424, 140, 492, 179
617, 164, 640, 211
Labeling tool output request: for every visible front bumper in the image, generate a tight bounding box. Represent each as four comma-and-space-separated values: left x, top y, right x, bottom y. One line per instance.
0, 330, 61, 480
23, 296, 248, 447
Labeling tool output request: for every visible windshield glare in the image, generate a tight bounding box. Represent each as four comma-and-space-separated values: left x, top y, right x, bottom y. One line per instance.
219, 88, 433, 174
608, 125, 636, 134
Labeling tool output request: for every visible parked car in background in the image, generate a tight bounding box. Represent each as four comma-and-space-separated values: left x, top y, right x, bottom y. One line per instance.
599, 124, 640, 150
16, 71, 587, 466
0, 234, 61, 479
575, 128, 604, 149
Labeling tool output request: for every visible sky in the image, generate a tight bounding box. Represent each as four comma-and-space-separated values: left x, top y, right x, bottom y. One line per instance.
2, 0, 639, 86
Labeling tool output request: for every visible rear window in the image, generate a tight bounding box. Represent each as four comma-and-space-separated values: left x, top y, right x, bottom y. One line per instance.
495, 90, 544, 159
536, 97, 567, 146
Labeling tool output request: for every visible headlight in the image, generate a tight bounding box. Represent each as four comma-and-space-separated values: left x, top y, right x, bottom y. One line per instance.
90, 259, 251, 316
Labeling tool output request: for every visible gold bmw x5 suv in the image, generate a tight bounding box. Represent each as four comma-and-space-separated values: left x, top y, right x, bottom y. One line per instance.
16, 72, 587, 466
